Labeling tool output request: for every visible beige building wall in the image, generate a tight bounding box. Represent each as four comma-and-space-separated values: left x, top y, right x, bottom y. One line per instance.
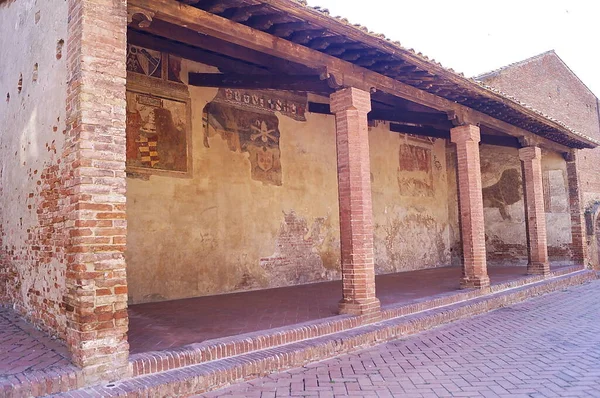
126, 57, 454, 304
0, 0, 69, 337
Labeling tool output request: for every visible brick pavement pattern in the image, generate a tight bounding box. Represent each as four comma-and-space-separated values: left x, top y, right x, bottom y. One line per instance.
0, 308, 70, 376
203, 279, 600, 398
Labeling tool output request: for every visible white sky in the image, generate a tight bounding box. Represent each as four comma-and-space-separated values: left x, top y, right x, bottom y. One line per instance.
307, 0, 600, 97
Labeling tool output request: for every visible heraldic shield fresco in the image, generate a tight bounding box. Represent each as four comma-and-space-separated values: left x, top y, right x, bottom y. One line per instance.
203, 89, 307, 186
126, 92, 187, 172
125, 44, 191, 176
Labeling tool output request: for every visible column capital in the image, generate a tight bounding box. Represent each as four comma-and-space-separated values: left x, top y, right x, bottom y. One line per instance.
330, 87, 371, 114
519, 146, 542, 161
450, 124, 480, 144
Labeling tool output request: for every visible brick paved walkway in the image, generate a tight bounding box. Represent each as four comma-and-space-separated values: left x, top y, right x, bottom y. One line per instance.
128, 265, 572, 353
0, 308, 70, 376
203, 279, 600, 398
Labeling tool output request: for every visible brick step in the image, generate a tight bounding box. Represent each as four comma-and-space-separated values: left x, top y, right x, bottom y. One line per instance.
50, 268, 596, 398
126, 264, 584, 379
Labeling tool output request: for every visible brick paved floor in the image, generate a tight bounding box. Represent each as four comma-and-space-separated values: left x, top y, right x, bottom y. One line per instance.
202, 278, 600, 398
0, 308, 70, 376
128, 264, 571, 354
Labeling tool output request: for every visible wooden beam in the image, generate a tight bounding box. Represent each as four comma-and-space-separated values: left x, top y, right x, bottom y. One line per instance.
307, 102, 452, 128
189, 73, 330, 92
128, 30, 271, 75
128, 0, 591, 150
389, 124, 449, 140
389, 124, 520, 147
255, 0, 595, 149
131, 19, 314, 75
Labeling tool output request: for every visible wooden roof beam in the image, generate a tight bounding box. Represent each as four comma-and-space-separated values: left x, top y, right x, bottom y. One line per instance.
128, 0, 591, 151
129, 19, 315, 75
128, 30, 271, 75
189, 73, 330, 92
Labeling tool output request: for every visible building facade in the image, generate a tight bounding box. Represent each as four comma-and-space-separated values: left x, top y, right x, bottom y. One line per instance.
0, 0, 597, 391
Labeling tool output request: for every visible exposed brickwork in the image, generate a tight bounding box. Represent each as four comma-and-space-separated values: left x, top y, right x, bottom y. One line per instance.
0, 265, 587, 397
211, 277, 600, 398
519, 146, 550, 275
62, 0, 130, 383
450, 125, 490, 288
330, 87, 381, 320
565, 152, 588, 265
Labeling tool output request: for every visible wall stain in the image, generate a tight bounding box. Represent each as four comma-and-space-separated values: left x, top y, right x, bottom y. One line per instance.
259, 210, 340, 288
482, 168, 522, 220
375, 212, 447, 273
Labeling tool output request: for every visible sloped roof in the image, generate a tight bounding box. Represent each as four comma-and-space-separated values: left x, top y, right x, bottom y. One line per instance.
181, 0, 599, 148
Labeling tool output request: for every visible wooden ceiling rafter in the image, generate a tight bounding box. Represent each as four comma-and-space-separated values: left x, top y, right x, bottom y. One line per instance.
128, 30, 272, 75
131, 19, 315, 75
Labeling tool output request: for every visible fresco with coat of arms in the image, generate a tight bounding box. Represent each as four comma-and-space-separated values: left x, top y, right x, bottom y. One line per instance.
204, 101, 283, 186
126, 91, 188, 172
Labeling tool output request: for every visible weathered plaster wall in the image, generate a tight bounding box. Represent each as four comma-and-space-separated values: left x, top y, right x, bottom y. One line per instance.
477, 145, 571, 264
126, 61, 342, 303
126, 58, 453, 303
0, 0, 68, 337
370, 128, 451, 273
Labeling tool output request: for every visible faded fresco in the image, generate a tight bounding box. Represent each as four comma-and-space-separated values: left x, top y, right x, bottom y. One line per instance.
475, 146, 572, 264
204, 101, 283, 186
126, 91, 188, 172
479, 146, 527, 263
372, 130, 451, 273
398, 141, 435, 197
127, 44, 162, 79
482, 168, 522, 221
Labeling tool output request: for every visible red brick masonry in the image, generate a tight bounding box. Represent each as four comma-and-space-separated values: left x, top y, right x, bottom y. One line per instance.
519, 146, 550, 275
330, 87, 381, 320
451, 125, 490, 288
1, 265, 591, 397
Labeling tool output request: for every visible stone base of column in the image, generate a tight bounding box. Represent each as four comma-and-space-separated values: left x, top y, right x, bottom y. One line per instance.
339, 298, 382, 322
527, 262, 550, 276
460, 275, 490, 289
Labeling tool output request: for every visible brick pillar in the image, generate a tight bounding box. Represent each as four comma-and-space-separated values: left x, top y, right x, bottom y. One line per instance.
330, 87, 381, 321
450, 125, 490, 288
63, 0, 129, 383
565, 151, 587, 265
519, 146, 550, 275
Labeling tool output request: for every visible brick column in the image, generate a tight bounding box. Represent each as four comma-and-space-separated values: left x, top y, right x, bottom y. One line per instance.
565, 151, 587, 265
64, 0, 129, 384
450, 125, 490, 288
519, 146, 550, 275
330, 87, 381, 321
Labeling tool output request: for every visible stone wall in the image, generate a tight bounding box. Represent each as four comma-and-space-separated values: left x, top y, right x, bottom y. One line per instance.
0, 0, 69, 337
125, 55, 453, 304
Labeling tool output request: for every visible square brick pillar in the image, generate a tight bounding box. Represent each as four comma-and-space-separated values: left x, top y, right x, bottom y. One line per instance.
63, 0, 129, 384
450, 125, 490, 288
565, 151, 587, 265
519, 146, 550, 275
330, 87, 381, 321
